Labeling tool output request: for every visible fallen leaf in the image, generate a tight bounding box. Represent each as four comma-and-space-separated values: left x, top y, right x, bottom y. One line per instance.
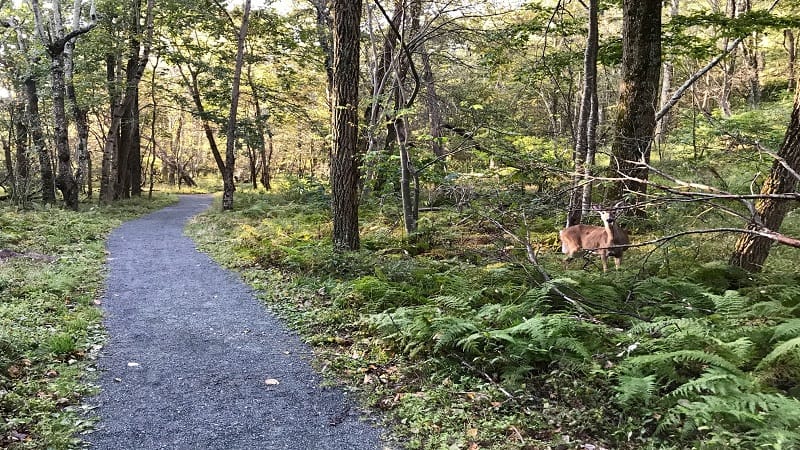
466, 428, 478, 438
264, 378, 280, 386
127, 362, 140, 367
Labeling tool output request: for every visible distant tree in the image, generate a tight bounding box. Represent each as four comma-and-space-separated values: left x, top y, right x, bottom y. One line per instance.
330, 0, 362, 251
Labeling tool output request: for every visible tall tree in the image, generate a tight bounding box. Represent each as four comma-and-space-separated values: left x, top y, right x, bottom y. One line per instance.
64, 0, 90, 198
730, 85, 800, 271
330, 0, 362, 251
221, 0, 251, 211
566, 0, 599, 227
30, 0, 96, 210
99, 0, 154, 203
605, 0, 662, 204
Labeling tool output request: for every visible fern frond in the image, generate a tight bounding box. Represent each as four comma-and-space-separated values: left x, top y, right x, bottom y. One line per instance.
773, 319, 800, 341
431, 316, 479, 352
705, 290, 749, 318
756, 336, 800, 370
623, 349, 743, 376
668, 368, 753, 399
614, 374, 657, 406
432, 295, 473, 313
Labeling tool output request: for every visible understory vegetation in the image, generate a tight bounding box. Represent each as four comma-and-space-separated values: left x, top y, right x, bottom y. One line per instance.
188, 135, 800, 449
0, 195, 176, 448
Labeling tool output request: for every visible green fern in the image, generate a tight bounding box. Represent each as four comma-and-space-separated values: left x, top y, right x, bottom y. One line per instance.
705, 290, 749, 318
756, 336, 800, 370
614, 374, 657, 406
431, 316, 479, 352
622, 349, 743, 377
772, 319, 800, 341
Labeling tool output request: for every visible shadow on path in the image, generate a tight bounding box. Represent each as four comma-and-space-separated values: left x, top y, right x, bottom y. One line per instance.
86, 195, 388, 449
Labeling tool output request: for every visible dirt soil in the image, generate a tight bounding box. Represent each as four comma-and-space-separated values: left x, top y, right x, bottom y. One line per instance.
85, 195, 390, 449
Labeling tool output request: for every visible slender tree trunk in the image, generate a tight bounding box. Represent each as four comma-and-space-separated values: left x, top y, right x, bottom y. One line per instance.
221, 0, 251, 211
606, 0, 662, 204
13, 99, 28, 181
720, 0, 738, 117
655, 0, 679, 148
421, 46, 444, 158
65, 0, 89, 197
101, 54, 120, 204
330, 0, 362, 251
785, 29, 796, 91
730, 87, 800, 271
25, 77, 56, 204
567, 0, 598, 227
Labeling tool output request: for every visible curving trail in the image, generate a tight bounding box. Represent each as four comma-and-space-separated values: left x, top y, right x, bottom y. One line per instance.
87, 195, 388, 449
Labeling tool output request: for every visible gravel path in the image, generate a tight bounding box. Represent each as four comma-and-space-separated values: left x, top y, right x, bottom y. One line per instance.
86, 195, 389, 449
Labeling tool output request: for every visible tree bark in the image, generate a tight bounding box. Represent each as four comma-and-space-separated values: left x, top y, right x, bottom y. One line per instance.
605, 0, 662, 204
330, 0, 362, 251
730, 87, 800, 271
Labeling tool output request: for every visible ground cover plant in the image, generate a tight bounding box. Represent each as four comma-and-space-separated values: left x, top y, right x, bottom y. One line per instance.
188, 168, 800, 449
0, 195, 176, 448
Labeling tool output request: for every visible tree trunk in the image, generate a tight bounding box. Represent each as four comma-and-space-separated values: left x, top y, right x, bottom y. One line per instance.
655, 0, 679, 148
605, 0, 662, 204
785, 29, 796, 92
567, 0, 598, 227
13, 99, 28, 182
65, 0, 89, 197
50, 51, 79, 209
25, 77, 56, 204
730, 87, 800, 271
330, 0, 362, 251
100, 54, 121, 204
222, 0, 251, 211
421, 46, 444, 158
719, 0, 738, 117
100, 0, 153, 203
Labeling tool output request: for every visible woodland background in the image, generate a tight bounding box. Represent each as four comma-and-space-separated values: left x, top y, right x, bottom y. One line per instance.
2, 0, 800, 449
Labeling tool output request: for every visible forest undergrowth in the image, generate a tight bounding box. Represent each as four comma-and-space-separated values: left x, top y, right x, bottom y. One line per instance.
188, 169, 800, 450
0, 194, 177, 449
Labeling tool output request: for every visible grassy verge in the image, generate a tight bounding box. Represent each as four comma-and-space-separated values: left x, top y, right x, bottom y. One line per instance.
188, 179, 800, 450
0, 194, 177, 449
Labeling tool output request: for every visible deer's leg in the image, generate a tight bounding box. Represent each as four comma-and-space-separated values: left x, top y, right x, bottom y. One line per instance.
600, 253, 609, 272
614, 256, 622, 270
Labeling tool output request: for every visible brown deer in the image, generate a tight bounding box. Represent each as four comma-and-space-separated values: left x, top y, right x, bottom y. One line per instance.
559, 205, 630, 272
